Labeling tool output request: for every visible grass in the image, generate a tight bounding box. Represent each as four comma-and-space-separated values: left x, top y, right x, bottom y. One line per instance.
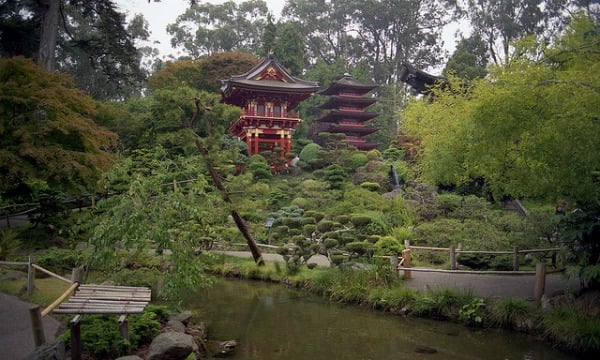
0, 275, 72, 307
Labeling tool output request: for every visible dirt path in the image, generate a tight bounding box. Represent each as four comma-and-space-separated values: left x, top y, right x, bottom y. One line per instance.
0, 292, 62, 360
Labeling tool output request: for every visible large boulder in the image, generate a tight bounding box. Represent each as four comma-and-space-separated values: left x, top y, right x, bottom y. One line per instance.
146, 332, 194, 360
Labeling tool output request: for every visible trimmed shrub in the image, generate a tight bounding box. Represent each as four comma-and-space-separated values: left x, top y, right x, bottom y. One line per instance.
360, 182, 381, 192
375, 236, 404, 256
305, 211, 325, 222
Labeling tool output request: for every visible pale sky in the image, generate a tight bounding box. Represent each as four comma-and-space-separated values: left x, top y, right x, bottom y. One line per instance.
115, 0, 287, 59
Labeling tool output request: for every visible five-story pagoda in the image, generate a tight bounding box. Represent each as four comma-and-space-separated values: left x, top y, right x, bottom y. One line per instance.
315, 74, 379, 150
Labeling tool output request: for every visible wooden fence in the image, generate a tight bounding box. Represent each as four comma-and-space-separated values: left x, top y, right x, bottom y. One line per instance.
399, 241, 563, 306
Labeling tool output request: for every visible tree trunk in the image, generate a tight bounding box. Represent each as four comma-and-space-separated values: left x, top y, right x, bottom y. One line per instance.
188, 98, 264, 266
37, 0, 60, 71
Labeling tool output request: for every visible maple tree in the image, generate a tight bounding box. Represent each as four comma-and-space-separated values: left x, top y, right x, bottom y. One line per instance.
0, 57, 118, 202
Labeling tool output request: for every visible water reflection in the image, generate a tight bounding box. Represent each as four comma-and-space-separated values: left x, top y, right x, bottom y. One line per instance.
183, 279, 575, 360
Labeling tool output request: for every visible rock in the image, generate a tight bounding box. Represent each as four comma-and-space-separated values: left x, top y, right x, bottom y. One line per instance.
414, 345, 437, 354
165, 320, 186, 333
1, 270, 27, 281
186, 323, 207, 341
147, 332, 194, 360
169, 310, 193, 325
23, 341, 65, 360
115, 356, 143, 360
207, 340, 237, 358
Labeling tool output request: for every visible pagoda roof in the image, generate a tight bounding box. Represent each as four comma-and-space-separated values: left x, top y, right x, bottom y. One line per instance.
398, 63, 447, 95
318, 74, 378, 95
319, 95, 377, 109
221, 56, 319, 103
316, 109, 378, 123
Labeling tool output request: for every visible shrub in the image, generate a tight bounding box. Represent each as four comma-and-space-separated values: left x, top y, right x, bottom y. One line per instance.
360, 182, 381, 192
304, 210, 325, 222
36, 247, 87, 274
489, 298, 535, 329
374, 236, 404, 256
543, 305, 600, 355
334, 215, 350, 224
291, 197, 309, 208
303, 224, 317, 236
317, 220, 336, 232
345, 241, 375, 257
346, 152, 369, 171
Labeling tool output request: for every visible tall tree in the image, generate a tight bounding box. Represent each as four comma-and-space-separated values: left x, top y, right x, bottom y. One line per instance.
273, 22, 306, 75
463, 0, 566, 65
0, 0, 145, 100
167, 0, 269, 57
444, 34, 489, 80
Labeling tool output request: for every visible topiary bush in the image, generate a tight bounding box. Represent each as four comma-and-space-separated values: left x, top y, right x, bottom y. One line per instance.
374, 236, 404, 256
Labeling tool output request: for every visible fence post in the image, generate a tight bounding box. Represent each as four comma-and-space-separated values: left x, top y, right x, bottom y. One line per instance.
27, 256, 35, 296
402, 249, 411, 280
449, 245, 457, 270
390, 254, 399, 277
29, 305, 45, 347
118, 315, 129, 341
71, 267, 83, 283
534, 262, 546, 306
513, 246, 520, 271
70, 315, 82, 360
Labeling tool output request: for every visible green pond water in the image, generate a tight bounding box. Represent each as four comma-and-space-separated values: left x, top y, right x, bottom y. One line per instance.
183, 278, 576, 360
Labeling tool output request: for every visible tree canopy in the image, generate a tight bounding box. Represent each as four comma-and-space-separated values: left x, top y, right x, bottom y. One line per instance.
401, 14, 600, 205
0, 57, 118, 202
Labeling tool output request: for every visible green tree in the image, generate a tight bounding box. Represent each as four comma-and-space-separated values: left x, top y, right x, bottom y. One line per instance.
273, 22, 306, 75
0, 0, 145, 99
401, 14, 600, 205
463, 0, 566, 65
148, 51, 259, 93
0, 57, 117, 202
444, 34, 489, 80
167, 0, 269, 57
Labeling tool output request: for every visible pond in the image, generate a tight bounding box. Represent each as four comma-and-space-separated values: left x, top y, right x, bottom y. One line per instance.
183, 278, 575, 360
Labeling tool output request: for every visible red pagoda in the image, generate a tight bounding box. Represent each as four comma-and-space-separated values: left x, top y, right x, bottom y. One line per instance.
221, 56, 319, 167
315, 74, 379, 150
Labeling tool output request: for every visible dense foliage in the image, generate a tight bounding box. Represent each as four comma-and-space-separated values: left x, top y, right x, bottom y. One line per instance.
0, 57, 117, 203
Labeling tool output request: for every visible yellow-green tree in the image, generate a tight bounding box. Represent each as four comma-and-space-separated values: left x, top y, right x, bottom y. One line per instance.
401, 14, 600, 205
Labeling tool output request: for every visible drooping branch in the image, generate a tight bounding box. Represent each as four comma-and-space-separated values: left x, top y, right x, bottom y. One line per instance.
189, 97, 264, 265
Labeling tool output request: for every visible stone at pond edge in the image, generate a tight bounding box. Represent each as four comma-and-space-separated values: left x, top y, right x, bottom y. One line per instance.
414, 345, 438, 354
165, 319, 187, 333
115, 356, 143, 360
169, 310, 193, 325
147, 332, 194, 360
206, 340, 237, 358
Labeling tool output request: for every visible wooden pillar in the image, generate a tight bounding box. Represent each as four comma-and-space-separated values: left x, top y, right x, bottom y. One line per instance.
71, 267, 83, 283
118, 315, 129, 341
253, 133, 259, 154
449, 245, 457, 270
534, 262, 546, 307
513, 246, 520, 271
70, 315, 82, 360
29, 305, 45, 347
402, 249, 412, 280
27, 256, 35, 296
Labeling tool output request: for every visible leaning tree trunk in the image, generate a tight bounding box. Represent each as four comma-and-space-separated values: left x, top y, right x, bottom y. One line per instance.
37, 0, 60, 71
189, 98, 264, 266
